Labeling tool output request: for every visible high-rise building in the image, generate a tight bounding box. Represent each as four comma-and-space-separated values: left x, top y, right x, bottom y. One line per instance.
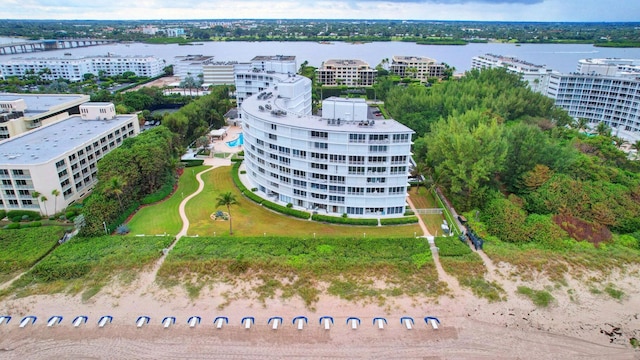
471, 54, 552, 93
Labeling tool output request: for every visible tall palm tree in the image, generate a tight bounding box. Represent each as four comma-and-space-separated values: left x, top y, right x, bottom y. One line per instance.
31, 191, 42, 214
595, 122, 611, 137
39, 195, 48, 216
575, 117, 589, 133
216, 192, 238, 235
51, 189, 60, 215
632, 140, 640, 160
104, 176, 126, 209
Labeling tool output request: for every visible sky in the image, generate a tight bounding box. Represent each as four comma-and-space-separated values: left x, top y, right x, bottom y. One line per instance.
1, 0, 640, 22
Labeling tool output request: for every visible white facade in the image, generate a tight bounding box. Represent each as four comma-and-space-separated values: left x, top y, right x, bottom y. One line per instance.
471, 54, 552, 93
577, 58, 640, 77
322, 97, 368, 122
317, 59, 377, 87
0, 103, 140, 215
544, 71, 640, 140
390, 55, 445, 82
174, 55, 213, 81
240, 78, 414, 218
202, 60, 239, 86
0, 55, 165, 82
0, 93, 90, 140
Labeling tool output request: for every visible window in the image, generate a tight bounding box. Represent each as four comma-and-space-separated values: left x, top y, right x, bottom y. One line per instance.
314, 142, 328, 150
5, 189, 15, 195
329, 175, 345, 184
292, 149, 306, 158
393, 134, 410, 143
16, 179, 27, 186
18, 190, 30, 196
348, 166, 364, 175
12, 169, 24, 176
349, 156, 365, 164
349, 133, 366, 143
389, 186, 406, 194
369, 145, 387, 152
1, 179, 11, 185
311, 131, 328, 139
329, 154, 345, 163
268, 133, 277, 140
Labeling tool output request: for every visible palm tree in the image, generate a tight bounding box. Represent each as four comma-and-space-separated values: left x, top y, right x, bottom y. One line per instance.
51, 189, 60, 215
39, 195, 48, 216
575, 117, 589, 133
632, 140, 640, 160
595, 122, 611, 137
31, 191, 42, 214
104, 176, 127, 208
216, 192, 238, 235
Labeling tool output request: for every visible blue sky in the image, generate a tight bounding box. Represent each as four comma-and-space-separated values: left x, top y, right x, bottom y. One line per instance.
2, 0, 640, 22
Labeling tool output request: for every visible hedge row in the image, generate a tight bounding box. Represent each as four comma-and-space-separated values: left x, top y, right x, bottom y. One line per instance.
262, 200, 310, 219
311, 214, 378, 226
380, 216, 419, 225
3, 221, 42, 230
434, 236, 472, 257
141, 175, 175, 205
182, 159, 204, 167
7, 210, 42, 222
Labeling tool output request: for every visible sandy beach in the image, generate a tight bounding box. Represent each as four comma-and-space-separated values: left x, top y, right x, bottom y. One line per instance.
1, 126, 638, 359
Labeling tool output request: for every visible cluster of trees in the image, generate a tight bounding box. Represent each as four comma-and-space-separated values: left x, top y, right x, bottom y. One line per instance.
2, 20, 639, 46
162, 85, 234, 146
80, 126, 180, 236
387, 68, 639, 245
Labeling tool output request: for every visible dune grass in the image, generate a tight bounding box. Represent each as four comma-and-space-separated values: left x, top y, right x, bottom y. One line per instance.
0, 226, 68, 284
186, 166, 421, 238
1, 235, 173, 301
157, 236, 444, 308
127, 165, 209, 235
517, 286, 555, 307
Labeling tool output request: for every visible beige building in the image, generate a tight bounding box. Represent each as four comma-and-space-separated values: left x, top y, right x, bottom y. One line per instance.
0, 93, 90, 141
0, 102, 140, 215
317, 59, 377, 87
390, 55, 445, 82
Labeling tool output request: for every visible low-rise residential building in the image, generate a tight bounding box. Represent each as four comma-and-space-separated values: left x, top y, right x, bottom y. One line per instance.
173, 55, 213, 81
390, 55, 445, 81
317, 59, 377, 87
0, 55, 166, 82
0, 93, 90, 140
0, 102, 140, 215
202, 60, 238, 86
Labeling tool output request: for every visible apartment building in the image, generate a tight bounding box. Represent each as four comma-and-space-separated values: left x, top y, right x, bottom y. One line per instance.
317, 59, 377, 87
390, 55, 446, 81
174, 55, 213, 81
0, 93, 90, 140
0, 102, 140, 215
202, 60, 238, 86
0, 55, 165, 82
471, 53, 552, 93
240, 76, 414, 218
544, 65, 640, 138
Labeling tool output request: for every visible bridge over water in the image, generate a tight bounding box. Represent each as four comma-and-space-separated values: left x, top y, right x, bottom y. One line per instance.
0, 39, 117, 55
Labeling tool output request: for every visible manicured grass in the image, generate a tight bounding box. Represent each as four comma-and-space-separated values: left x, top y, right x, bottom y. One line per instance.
157, 236, 444, 308
408, 186, 446, 235
1, 235, 173, 300
186, 166, 421, 238
435, 236, 505, 302
127, 165, 208, 235
0, 226, 67, 284
517, 286, 555, 307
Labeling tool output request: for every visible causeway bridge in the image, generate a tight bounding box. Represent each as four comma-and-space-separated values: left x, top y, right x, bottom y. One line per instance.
0, 39, 118, 55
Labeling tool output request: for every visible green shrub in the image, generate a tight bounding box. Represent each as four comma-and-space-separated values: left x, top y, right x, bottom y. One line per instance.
434, 236, 472, 257
242, 190, 264, 204
262, 200, 309, 219
311, 214, 378, 226
141, 176, 175, 204
380, 216, 419, 225
0, 210, 6, 219
31, 261, 91, 281
182, 159, 205, 167
21, 221, 42, 228
4, 223, 21, 229
7, 210, 41, 221
517, 286, 554, 307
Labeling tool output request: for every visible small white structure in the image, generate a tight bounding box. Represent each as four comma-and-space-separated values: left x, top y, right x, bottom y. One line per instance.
47, 315, 63, 327
347, 317, 361, 330
319, 316, 333, 330
269, 316, 283, 330
373, 317, 387, 329
0, 315, 11, 325
242, 316, 254, 329
162, 316, 176, 329
136, 316, 150, 328
98, 316, 112, 328
19, 316, 37, 328
401, 316, 414, 330
293, 316, 308, 330
188, 316, 201, 328
424, 316, 441, 330
73, 316, 88, 327
214, 316, 228, 329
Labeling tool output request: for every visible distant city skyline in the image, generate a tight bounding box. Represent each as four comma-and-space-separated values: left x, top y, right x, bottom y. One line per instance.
2, 0, 640, 22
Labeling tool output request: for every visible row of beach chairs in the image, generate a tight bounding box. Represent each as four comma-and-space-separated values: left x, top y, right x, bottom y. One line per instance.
0, 315, 440, 330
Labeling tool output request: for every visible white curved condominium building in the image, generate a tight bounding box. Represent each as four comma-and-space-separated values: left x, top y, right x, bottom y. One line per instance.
240, 75, 414, 218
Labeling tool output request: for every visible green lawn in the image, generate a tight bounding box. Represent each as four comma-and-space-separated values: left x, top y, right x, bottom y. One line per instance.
127, 165, 209, 235
0, 226, 67, 284
186, 166, 421, 237
408, 186, 446, 235
1, 235, 174, 300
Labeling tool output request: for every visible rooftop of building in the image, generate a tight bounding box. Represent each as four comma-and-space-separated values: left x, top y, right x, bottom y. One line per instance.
321, 59, 371, 67
475, 53, 546, 69
579, 58, 640, 66
0, 93, 89, 116
0, 113, 136, 166
251, 55, 296, 62
175, 55, 214, 62
242, 81, 413, 135
392, 55, 439, 63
